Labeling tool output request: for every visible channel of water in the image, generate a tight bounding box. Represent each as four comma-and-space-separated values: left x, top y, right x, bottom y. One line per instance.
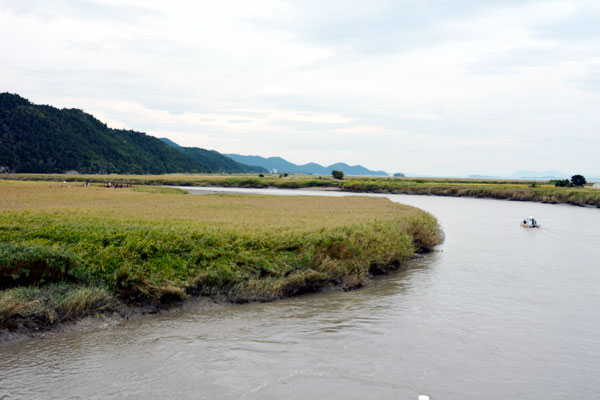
1, 189, 599, 399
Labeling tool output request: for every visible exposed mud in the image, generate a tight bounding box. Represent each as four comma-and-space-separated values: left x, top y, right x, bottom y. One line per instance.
0, 295, 229, 345
0, 254, 429, 345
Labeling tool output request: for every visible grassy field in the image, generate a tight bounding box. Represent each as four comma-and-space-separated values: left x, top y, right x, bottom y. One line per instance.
4, 173, 600, 207
0, 180, 441, 332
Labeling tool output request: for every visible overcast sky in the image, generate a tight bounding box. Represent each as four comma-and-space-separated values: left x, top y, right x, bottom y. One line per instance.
1, 0, 599, 176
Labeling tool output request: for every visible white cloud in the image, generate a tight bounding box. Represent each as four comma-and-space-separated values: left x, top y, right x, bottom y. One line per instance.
1, 0, 599, 176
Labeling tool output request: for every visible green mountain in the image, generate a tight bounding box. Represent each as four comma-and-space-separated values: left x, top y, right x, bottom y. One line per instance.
158, 137, 181, 149
0, 93, 265, 174
159, 138, 267, 173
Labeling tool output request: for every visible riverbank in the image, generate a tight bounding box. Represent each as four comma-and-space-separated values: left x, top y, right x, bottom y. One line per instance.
3, 173, 600, 207
0, 292, 229, 344
0, 180, 441, 340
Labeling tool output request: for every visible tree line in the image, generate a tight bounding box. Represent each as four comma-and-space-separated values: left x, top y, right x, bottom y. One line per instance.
551, 175, 587, 187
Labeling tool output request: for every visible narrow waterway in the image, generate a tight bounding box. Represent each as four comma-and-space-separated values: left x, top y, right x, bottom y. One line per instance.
2, 189, 599, 399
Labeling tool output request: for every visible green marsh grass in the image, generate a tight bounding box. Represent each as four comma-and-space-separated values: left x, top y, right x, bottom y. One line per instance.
0, 180, 441, 331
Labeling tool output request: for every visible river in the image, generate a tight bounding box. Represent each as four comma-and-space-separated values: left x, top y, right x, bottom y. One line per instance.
1, 189, 599, 399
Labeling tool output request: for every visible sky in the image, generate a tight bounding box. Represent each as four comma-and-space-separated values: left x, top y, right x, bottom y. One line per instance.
1, 0, 599, 177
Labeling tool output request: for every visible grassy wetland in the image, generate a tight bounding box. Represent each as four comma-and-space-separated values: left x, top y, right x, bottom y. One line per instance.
5, 173, 600, 207
0, 180, 441, 335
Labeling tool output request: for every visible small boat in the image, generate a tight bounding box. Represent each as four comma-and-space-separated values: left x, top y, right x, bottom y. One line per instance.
520, 216, 540, 228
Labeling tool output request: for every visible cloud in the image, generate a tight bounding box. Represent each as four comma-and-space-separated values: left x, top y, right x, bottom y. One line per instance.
1, 0, 599, 176
573, 66, 600, 92
253, 0, 542, 56
533, 3, 600, 42
0, 0, 156, 22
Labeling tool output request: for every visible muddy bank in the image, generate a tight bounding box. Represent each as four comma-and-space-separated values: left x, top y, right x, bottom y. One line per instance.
0, 254, 433, 345
0, 295, 229, 345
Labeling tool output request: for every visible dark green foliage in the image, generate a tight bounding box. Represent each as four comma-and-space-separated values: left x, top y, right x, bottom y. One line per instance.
179, 147, 266, 173
0, 93, 264, 174
113, 265, 152, 303
158, 137, 181, 148
331, 170, 344, 180
160, 138, 266, 173
571, 174, 587, 187
553, 179, 571, 187
0, 244, 77, 288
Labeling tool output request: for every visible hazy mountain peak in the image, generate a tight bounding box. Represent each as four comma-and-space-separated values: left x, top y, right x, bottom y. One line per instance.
508, 170, 568, 179
225, 154, 388, 176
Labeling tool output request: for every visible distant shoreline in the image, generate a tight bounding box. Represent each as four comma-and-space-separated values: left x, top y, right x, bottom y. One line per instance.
3, 173, 599, 208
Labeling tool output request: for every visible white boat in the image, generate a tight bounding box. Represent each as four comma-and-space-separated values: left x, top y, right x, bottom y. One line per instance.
520, 216, 540, 228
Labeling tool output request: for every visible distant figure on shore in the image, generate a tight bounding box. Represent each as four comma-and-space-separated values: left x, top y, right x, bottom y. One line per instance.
102, 182, 130, 189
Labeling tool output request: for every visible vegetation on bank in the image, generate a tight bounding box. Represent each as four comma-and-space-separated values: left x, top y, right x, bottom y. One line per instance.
331, 170, 344, 180
551, 174, 587, 188
0, 180, 441, 332
4, 173, 600, 207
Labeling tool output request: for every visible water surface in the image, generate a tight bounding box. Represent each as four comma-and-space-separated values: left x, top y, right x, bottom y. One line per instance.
1, 190, 599, 399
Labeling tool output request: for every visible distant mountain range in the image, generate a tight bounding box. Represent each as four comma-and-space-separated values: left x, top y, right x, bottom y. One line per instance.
469, 171, 600, 181
467, 174, 501, 179
507, 170, 569, 180
159, 139, 267, 174
469, 170, 569, 180
225, 154, 389, 176
0, 93, 265, 174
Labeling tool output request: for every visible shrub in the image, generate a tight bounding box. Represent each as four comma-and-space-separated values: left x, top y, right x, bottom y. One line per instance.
331, 170, 344, 180
0, 244, 77, 288
553, 179, 571, 187
571, 175, 586, 187
113, 266, 152, 302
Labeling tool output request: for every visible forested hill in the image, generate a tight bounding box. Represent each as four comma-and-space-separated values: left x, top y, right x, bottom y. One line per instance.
0, 93, 265, 174
158, 138, 266, 173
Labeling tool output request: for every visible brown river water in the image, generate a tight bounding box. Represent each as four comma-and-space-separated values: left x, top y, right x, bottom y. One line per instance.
1, 189, 600, 399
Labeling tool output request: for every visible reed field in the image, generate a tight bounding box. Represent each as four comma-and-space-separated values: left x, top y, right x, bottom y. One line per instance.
0, 180, 441, 332
5, 173, 600, 207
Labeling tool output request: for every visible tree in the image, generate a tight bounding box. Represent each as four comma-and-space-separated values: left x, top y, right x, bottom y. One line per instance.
331, 170, 344, 180
552, 179, 571, 187
571, 174, 587, 187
